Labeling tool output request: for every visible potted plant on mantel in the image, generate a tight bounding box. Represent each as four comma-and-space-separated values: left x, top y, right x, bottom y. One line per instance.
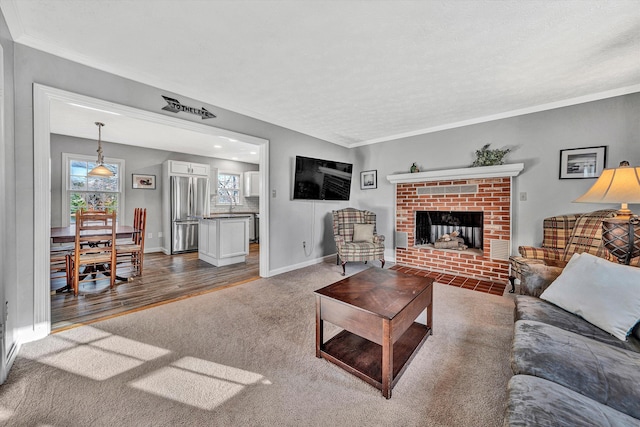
471, 144, 510, 167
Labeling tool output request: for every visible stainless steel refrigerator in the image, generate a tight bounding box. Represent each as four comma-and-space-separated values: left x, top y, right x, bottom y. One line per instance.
170, 175, 210, 253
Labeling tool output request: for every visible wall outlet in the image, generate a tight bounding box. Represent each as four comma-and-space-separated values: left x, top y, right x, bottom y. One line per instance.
148, 232, 153, 239
302, 241, 306, 248
519, 192, 527, 201
158, 232, 163, 238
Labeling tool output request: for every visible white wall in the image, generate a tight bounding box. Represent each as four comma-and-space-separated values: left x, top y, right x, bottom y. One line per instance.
352, 93, 640, 256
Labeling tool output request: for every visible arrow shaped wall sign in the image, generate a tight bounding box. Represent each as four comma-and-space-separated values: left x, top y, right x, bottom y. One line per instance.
161, 96, 217, 119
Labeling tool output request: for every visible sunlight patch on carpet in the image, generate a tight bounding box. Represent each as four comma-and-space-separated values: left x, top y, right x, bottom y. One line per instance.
0, 407, 12, 422
128, 357, 271, 410
20, 325, 171, 380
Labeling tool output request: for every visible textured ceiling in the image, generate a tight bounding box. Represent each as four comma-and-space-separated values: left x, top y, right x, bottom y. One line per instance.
2, 0, 640, 148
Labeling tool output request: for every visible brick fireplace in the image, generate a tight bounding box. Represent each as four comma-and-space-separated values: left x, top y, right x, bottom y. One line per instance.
388, 164, 524, 283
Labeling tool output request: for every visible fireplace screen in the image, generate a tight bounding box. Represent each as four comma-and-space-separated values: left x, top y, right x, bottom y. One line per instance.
415, 211, 483, 249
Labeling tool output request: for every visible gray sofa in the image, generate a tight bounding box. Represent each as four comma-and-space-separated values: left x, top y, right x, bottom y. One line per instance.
504, 262, 640, 427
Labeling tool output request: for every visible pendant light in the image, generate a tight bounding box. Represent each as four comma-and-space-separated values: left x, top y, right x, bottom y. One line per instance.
88, 121, 114, 177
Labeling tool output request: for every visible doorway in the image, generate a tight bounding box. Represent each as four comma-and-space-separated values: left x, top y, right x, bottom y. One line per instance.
34, 84, 270, 338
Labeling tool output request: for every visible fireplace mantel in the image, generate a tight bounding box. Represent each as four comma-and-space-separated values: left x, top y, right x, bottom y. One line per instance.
386, 163, 524, 184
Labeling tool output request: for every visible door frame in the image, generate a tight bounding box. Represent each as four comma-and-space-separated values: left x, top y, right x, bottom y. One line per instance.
33, 84, 270, 338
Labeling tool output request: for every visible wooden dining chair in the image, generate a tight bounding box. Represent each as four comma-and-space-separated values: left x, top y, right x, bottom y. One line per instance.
50, 244, 74, 293
116, 208, 147, 278
68, 210, 117, 296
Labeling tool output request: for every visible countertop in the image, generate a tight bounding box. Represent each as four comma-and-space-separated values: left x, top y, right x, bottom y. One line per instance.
201, 214, 253, 219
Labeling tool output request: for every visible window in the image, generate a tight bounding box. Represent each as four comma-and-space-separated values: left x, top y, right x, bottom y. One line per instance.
217, 172, 241, 205
62, 153, 125, 225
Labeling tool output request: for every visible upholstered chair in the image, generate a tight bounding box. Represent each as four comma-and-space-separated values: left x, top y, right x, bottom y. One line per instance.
332, 207, 385, 275
508, 209, 637, 293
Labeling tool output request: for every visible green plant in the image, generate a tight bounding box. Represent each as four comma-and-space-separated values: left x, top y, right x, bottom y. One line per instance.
471, 144, 510, 167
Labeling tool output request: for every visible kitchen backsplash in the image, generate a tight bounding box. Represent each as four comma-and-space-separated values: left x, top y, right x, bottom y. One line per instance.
209, 195, 259, 214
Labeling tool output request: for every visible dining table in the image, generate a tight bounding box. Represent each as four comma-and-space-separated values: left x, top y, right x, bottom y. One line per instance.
51, 224, 139, 292
51, 224, 137, 244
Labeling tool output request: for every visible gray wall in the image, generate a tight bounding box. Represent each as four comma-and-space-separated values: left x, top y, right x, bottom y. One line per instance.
352, 93, 640, 254
0, 7, 16, 378
51, 134, 259, 251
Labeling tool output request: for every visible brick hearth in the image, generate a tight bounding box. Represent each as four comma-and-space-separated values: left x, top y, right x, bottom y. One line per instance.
395, 177, 512, 283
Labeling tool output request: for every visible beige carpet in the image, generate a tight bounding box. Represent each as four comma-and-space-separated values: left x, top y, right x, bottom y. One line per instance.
1, 261, 516, 426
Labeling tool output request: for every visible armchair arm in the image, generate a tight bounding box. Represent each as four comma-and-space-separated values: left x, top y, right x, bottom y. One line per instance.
373, 234, 385, 244
334, 235, 346, 247
519, 262, 563, 297
518, 246, 563, 261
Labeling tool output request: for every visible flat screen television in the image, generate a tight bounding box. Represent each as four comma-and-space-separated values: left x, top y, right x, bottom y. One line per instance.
293, 155, 353, 201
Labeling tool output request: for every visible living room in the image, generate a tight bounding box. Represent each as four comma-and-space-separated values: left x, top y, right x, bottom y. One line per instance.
1, 2, 639, 425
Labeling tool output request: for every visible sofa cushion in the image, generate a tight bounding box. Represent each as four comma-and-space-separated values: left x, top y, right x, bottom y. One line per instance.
352, 223, 374, 242
511, 320, 640, 419
515, 295, 640, 353
540, 253, 640, 341
504, 375, 640, 427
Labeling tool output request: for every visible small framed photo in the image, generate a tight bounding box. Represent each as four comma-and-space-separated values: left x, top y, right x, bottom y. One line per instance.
559, 146, 606, 179
360, 170, 377, 190
132, 174, 156, 189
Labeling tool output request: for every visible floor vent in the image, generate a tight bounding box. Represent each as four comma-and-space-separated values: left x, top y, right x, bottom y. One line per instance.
490, 239, 510, 260
417, 184, 478, 196
395, 231, 408, 249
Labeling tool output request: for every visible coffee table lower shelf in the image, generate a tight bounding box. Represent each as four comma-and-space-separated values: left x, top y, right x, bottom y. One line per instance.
319, 322, 431, 393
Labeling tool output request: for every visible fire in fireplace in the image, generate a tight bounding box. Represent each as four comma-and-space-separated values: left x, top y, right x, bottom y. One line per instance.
415, 211, 483, 249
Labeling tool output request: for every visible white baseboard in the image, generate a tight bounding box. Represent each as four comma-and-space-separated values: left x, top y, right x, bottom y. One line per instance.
268, 250, 397, 278
268, 254, 336, 277
144, 246, 163, 254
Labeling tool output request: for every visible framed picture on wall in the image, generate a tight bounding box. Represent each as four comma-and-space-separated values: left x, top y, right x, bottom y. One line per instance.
559, 146, 606, 179
132, 174, 156, 189
360, 170, 377, 189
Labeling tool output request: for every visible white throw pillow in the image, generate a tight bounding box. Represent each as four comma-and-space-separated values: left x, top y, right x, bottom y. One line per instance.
540, 252, 640, 341
352, 223, 374, 242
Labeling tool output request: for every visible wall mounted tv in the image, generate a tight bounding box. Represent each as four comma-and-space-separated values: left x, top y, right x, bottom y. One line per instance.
293, 155, 353, 201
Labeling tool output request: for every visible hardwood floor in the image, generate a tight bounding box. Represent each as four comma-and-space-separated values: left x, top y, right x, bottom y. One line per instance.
50, 243, 260, 331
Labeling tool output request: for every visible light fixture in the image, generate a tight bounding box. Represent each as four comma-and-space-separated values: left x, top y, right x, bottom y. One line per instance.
88, 122, 114, 177
575, 161, 640, 264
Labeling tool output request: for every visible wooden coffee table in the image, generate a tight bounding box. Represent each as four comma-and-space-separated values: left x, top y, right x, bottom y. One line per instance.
315, 268, 433, 398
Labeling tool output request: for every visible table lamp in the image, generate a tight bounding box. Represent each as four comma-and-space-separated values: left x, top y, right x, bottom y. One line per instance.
574, 161, 640, 264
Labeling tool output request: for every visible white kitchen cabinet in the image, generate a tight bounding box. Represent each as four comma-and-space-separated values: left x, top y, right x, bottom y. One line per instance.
244, 171, 260, 197
168, 160, 210, 177
198, 216, 250, 266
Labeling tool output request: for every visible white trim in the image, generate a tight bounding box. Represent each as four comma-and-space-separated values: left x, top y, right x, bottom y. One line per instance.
352, 84, 640, 147
268, 254, 336, 277
61, 152, 126, 227
0, 41, 8, 383
386, 163, 524, 184
33, 84, 271, 339
33, 84, 51, 340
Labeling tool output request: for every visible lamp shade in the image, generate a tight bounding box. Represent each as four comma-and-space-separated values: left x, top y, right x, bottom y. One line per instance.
574, 165, 640, 208
87, 122, 114, 177
88, 164, 114, 176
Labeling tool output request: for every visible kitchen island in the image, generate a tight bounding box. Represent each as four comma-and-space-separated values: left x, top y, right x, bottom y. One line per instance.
198, 215, 250, 266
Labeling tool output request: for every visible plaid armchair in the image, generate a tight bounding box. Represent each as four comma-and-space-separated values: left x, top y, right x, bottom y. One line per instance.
509, 209, 620, 292
333, 208, 385, 275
